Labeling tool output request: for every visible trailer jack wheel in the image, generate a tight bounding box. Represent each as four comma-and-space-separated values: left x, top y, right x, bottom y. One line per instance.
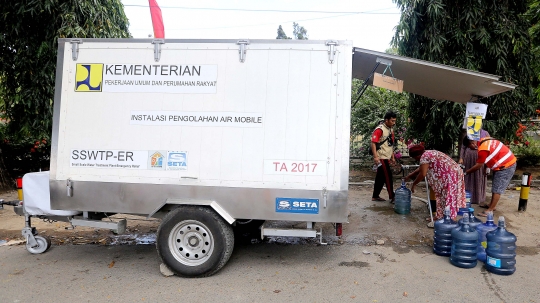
25, 235, 51, 254
156, 206, 234, 277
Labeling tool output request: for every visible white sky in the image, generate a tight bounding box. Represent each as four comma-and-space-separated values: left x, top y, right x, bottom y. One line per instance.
122, 0, 401, 52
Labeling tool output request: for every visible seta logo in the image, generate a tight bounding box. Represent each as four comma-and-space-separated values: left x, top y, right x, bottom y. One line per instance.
277, 200, 291, 209
75, 64, 103, 92
166, 151, 188, 170
275, 197, 319, 214
150, 152, 163, 168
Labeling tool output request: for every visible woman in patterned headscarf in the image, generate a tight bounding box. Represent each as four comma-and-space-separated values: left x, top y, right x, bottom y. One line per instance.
405, 144, 467, 228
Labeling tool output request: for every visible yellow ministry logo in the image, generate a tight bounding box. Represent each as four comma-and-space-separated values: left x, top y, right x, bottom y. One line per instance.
75, 64, 103, 92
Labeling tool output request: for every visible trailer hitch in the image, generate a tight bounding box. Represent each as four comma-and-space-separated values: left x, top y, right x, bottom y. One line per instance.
0, 199, 20, 210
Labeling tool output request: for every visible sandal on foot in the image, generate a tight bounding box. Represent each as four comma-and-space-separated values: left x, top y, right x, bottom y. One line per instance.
372, 197, 386, 202
478, 204, 496, 211
476, 211, 493, 217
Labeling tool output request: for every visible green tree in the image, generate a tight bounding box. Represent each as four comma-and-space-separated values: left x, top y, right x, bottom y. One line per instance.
350, 79, 409, 158
392, 0, 536, 152
528, 0, 540, 101
276, 23, 308, 40
0, 1, 130, 180
276, 25, 291, 39
0, 0, 130, 142
292, 22, 308, 40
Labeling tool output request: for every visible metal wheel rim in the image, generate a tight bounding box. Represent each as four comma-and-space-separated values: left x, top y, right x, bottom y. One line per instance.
26, 236, 48, 254
168, 220, 215, 266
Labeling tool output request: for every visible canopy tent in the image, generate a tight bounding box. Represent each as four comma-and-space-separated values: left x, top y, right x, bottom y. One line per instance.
352, 48, 516, 103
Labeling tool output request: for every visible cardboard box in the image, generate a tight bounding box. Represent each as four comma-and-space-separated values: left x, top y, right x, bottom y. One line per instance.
373, 72, 404, 93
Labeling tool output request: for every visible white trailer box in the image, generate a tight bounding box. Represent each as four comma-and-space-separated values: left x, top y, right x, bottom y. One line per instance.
13, 38, 515, 277
49, 39, 351, 224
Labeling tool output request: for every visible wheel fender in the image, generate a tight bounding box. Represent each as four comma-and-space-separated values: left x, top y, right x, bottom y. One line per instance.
147, 199, 235, 224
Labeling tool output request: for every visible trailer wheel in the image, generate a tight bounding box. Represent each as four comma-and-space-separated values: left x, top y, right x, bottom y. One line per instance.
156, 206, 234, 277
26, 236, 51, 254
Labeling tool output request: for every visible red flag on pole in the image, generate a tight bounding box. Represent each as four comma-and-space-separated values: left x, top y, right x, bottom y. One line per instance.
148, 0, 165, 38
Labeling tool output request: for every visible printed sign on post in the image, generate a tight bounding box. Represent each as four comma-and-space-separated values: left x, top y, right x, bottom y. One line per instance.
464, 103, 487, 140
466, 116, 483, 140
466, 102, 488, 119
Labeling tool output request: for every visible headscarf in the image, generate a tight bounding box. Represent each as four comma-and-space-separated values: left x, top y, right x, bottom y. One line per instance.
408, 144, 425, 158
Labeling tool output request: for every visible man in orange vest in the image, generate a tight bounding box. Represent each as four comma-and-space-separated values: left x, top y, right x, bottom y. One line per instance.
462, 136, 517, 217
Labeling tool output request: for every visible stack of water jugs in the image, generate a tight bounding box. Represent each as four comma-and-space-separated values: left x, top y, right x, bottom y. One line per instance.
433, 202, 517, 275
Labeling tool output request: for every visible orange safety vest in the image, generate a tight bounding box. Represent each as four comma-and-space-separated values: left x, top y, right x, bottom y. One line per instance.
477, 137, 516, 170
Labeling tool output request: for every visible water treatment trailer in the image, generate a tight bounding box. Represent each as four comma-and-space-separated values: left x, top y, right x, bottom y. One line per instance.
8, 38, 514, 277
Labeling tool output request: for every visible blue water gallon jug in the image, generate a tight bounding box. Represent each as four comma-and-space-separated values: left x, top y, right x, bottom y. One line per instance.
433, 206, 459, 256
486, 217, 517, 275
476, 211, 497, 262
450, 213, 479, 268
458, 208, 482, 230
465, 190, 472, 205
454, 208, 469, 231
394, 179, 411, 215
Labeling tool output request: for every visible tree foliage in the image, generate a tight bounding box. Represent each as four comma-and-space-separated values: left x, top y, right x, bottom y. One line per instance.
392, 0, 536, 152
276, 23, 308, 40
0, 0, 130, 142
292, 22, 308, 40
276, 25, 291, 39
528, 0, 540, 101
0, 1, 130, 181
350, 79, 409, 158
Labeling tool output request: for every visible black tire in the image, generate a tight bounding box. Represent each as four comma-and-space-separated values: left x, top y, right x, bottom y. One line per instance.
156, 206, 234, 277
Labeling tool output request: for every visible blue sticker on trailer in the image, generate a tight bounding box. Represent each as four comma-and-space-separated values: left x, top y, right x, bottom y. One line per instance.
275, 197, 319, 214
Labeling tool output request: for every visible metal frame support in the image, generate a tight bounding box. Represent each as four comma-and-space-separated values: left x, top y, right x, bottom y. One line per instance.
152, 39, 165, 62
237, 40, 250, 63
70, 39, 83, 61
326, 41, 339, 64
351, 61, 380, 108
317, 228, 327, 245
22, 214, 38, 247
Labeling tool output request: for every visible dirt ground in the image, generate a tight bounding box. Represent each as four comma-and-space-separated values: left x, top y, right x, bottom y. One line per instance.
1, 168, 539, 255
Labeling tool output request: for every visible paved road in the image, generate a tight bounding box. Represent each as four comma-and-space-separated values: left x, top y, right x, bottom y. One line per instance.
1, 241, 537, 303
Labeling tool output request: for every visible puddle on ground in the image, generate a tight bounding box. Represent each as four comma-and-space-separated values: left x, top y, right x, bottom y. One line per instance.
109, 233, 156, 245
339, 261, 369, 268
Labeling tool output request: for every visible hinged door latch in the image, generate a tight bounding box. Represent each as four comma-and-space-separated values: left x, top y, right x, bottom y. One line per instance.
237, 40, 250, 63
152, 39, 165, 62
66, 179, 73, 197
325, 41, 339, 64
70, 39, 83, 61
322, 187, 328, 208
